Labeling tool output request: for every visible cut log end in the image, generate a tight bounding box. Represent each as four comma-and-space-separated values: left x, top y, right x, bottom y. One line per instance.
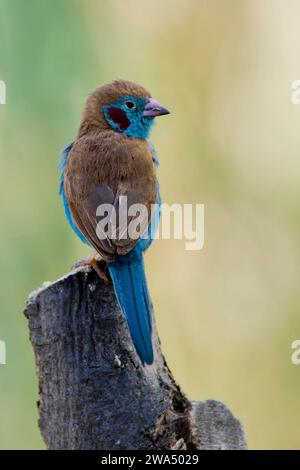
24, 267, 246, 450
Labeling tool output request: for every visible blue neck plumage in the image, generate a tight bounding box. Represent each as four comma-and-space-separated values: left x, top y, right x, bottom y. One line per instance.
123, 116, 155, 140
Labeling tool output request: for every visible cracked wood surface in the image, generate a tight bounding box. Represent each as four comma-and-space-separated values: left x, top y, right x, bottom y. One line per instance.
25, 267, 246, 450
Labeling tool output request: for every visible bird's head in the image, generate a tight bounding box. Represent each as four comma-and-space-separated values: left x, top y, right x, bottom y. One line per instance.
78, 80, 170, 140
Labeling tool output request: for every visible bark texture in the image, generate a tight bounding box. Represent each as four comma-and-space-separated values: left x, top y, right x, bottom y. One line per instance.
25, 267, 246, 450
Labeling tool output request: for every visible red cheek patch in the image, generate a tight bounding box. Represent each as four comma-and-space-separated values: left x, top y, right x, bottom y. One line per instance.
108, 107, 130, 131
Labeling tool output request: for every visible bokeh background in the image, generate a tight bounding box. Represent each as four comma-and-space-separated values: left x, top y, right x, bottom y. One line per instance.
1, 0, 300, 450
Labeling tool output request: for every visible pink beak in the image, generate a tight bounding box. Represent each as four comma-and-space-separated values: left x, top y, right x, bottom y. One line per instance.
143, 98, 170, 117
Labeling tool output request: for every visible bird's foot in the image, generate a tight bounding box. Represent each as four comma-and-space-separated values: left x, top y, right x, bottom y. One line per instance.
73, 253, 110, 284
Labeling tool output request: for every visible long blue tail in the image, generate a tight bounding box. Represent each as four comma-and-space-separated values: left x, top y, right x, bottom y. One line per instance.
108, 245, 153, 364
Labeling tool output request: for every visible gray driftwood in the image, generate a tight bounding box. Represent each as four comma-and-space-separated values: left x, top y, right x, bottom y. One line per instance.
24, 267, 246, 450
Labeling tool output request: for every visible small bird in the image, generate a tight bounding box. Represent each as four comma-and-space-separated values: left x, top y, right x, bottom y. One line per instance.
59, 80, 170, 364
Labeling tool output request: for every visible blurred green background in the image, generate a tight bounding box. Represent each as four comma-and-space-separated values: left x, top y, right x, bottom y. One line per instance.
1, 0, 300, 450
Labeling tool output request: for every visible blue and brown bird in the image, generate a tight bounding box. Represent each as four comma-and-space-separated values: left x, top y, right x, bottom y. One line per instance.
59, 80, 170, 364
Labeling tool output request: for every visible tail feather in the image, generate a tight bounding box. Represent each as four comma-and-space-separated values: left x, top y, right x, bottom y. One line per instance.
108, 245, 153, 364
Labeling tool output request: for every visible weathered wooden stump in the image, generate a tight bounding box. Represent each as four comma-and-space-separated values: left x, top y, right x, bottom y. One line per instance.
24, 267, 246, 450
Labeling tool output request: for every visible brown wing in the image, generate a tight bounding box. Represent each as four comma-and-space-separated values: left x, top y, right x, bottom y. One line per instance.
63, 133, 156, 261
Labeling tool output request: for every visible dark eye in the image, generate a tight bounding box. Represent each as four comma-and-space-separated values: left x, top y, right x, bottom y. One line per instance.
125, 101, 136, 110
